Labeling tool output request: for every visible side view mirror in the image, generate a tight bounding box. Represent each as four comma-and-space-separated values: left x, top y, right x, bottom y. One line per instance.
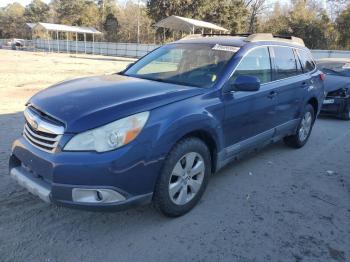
227, 75, 261, 92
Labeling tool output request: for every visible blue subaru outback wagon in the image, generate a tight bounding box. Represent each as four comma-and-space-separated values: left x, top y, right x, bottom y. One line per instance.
10, 33, 324, 216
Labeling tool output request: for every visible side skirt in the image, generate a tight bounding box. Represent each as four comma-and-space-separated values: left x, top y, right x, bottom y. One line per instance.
215, 119, 300, 172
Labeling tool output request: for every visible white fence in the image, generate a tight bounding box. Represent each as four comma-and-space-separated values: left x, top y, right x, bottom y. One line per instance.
1, 38, 350, 59
311, 50, 350, 59
0, 38, 160, 58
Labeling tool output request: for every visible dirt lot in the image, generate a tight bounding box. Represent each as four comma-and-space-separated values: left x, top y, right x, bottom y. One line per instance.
0, 49, 349, 262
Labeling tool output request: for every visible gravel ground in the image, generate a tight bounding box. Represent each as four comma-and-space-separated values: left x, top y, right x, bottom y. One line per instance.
0, 50, 349, 262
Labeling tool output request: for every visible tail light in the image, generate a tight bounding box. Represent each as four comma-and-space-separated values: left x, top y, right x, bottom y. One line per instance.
320, 73, 326, 81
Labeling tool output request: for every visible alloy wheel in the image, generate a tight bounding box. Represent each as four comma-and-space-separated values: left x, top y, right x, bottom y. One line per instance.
168, 152, 205, 205
298, 111, 313, 142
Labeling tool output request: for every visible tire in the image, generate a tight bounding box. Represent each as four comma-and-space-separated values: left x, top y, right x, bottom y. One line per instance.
153, 137, 211, 217
340, 106, 350, 120
284, 104, 315, 148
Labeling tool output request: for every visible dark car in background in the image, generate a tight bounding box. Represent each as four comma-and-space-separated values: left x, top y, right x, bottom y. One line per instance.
9, 33, 324, 217
317, 58, 350, 120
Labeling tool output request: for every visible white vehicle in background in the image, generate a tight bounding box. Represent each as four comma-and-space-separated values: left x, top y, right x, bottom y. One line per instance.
8, 38, 26, 50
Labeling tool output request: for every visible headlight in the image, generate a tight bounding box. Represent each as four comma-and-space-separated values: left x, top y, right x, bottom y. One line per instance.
64, 112, 149, 152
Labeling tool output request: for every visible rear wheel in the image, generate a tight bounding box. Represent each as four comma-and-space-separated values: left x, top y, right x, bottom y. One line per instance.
284, 104, 315, 148
340, 105, 350, 120
153, 138, 211, 217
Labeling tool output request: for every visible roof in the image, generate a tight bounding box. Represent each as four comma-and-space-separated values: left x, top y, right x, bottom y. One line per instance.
25, 23, 36, 29
33, 22, 102, 34
154, 15, 229, 33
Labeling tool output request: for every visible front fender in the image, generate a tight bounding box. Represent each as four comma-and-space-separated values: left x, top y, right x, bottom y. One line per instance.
148, 93, 225, 162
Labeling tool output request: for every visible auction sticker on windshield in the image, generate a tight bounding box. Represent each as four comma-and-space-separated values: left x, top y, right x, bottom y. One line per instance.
212, 44, 240, 53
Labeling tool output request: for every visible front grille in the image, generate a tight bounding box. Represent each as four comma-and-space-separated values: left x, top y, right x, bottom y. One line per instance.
23, 107, 64, 153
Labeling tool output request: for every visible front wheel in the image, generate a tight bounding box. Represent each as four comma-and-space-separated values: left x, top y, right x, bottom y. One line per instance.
284, 104, 315, 148
153, 138, 211, 217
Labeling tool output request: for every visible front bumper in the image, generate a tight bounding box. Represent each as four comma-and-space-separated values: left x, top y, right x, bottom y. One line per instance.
9, 137, 163, 211
320, 94, 350, 117
10, 165, 51, 203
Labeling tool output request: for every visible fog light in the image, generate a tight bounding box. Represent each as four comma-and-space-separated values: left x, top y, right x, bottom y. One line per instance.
72, 188, 126, 203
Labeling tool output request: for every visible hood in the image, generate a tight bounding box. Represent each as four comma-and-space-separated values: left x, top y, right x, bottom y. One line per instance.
29, 74, 205, 133
324, 74, 350, 93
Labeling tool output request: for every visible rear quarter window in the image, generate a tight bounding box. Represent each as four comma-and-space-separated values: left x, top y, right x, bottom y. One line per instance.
297, 49, 316, 73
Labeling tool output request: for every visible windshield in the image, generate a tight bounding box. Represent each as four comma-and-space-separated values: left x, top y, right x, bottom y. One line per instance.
318, 62, 350, 77
123, 43, 237, 88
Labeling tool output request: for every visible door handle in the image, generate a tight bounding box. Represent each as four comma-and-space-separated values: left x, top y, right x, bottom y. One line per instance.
267, 91, 278, 99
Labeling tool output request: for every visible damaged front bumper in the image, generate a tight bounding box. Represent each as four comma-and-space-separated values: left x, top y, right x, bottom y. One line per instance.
320, 88, 350, 117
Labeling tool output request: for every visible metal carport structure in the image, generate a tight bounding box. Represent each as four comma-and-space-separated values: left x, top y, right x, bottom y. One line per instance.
31, 22, 102, 54
154, 15, 229, 34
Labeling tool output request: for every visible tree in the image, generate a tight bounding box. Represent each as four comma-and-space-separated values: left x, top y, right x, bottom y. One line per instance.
103, 13, 119, 41
147, 0, 202, 22
117, 2, 155, 43
147, 0, 248, 34
0, 3, 25, 38
245, 0, 267, 33
327, 0, 349, 21
52, 0, 88, 25
261, 0, 333, 49
77, 1, 100, 28
287, 0, 330, 49
24, 0, 50, 23
96, 0, 117, 25
200, 0, 249, 33
259, 2, 289, 34
335, 3, 350, 49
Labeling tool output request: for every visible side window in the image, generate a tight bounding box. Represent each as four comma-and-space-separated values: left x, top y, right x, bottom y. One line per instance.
294, 49, 303, 74
273, 47, 299, 80
231, 47, 272, 84
297, 49, 316, 73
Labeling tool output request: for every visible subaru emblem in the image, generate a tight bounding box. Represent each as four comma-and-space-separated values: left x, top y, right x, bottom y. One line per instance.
32, 120, 39, 130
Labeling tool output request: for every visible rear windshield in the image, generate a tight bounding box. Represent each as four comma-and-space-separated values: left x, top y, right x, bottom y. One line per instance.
123, 43, 238, 88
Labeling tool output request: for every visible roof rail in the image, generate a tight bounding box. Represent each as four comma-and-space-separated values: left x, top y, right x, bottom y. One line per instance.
182, 33, 250, 40
245, 33, 305, 46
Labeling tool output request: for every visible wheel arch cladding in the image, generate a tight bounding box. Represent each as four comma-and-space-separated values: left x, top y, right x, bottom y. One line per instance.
181, 130, 218, 173
152, 118, 221, 175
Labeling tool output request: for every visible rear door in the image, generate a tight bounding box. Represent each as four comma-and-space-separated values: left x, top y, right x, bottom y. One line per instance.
270, 46, 308, 131
222, 46, 277, 154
